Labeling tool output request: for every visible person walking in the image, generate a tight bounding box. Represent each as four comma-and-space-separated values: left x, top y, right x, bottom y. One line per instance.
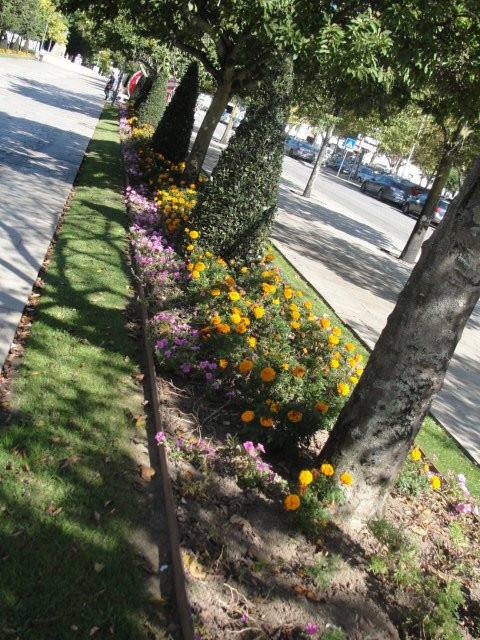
104, 75, 114, 100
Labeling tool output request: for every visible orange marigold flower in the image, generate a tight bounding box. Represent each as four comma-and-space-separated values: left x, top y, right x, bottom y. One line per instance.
296, 290, 303, 297
289, 303, 298, 311
260, 416, 273, 427
186, 244, 194, 251
235, 323, 247, 334
332, 326, 341, 336
330, 359, 340, 369
189, 230, 199, 239
287, 410, 303, 423
320, 317, 331, 329
211, 288, 221, 296
217, 324, 231, 334
270, 402, 281, 413
298, 469, 313, 486
291, 321, 301, 329
337, 382, 350, 396
247, 337, 257, 348
282, 363, 289, 370
284, 494, 301, 511
219, 359, 228, 369
211, 316, 222, 326
230, 313, 242, 325
241, 266, 248, 273
283, 287, 293, 299
253, 306, 265, 319
340, 472, 353, 486
260, 367, 276, 382
315, 402, 329, 414
241, 410, 255, 423
292, 366, 306, 378
304, 301, 313, 309
191, 270, 200, 279
291, 310, 300, 320
228, 290, 240, 301
345, 342, 355, 352
239, 359, 254, 374
328, 335, 340, 346
320, 463, 334, 476
265, 253, 275, 261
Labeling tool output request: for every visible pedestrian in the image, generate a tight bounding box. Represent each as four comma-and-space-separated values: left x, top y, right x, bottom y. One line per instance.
104, 75, 114, 100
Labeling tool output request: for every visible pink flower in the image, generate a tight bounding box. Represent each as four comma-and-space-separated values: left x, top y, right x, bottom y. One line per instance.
256, 443, 265, 454
155, 431, 166, 443
306, 623, 318, 635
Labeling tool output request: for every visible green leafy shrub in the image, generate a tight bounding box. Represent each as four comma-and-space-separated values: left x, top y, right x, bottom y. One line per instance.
190, 58, 292, 262
395, 455, 430, 497
137, 72, 168, 128
152, 62, 198, 164
411, 578, 465, 640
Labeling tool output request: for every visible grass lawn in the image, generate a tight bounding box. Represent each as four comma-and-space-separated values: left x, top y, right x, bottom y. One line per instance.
0, 106, 166, 639
272, 245, 480, 499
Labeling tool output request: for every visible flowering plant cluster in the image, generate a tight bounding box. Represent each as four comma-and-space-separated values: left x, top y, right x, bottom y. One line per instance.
156, 431, 215, 467
233, 440, 286, 491
121, 109, 364, 452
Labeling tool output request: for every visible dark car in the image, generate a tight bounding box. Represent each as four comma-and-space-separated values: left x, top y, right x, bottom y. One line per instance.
354, 165, 382, 183
326, 153, 353, 174
360, 174, 423, 206
403, 193, 450, 225
285, 139, 316, 163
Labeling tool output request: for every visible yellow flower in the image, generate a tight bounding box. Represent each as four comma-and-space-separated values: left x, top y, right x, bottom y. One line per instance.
410, 448, 422, 461
191, 270, 200, 279
315, 402, 329, 414
356, 367, 364, 376
330, 359, 340, 369
307, 312, 315, 321
241, 266, 248, 273
225, 275, 235, 287
292, 366, 306, 378
253, 306, 265, 319
260, 367, 276, 382
320, 463, 334, 476
345, 343, 355, 352
219, 359, 228, 369
230, 313, 242, 325
347, 357, 356, 367
298, 470, 313, 486
265, 253, 275, 261
241, 410, 255, 423
291, 321, 301, 329
283, 287, 293, 299
189, 230, 199, 239
270, 402, 281, 413
205, 251, 212, 257
211, 315, 222, 326
235, 323, 247, 334
186, 244, 194, 251
320, 317, 331, 329
239, 359, 254, 374
272, 298, 280, 305
332, 326, 341, 336
296, 290, 303, 297
262, 282, 271, 294
350, 375, 359, 384
228, 290, 240, 301
291, 310, 300, 320
211, 288, 221, 296
287, 410, 303, 423
337, 382, 350, 396
262, 270, 272, 278
282, 363, 289, 370
289, 303, 298, 311
431, 475, 441, 490
268, 284, 276, 293
328, 335, 340, 346
194, 262, 205, 272
284, 494, 301, 511
304, 301, 313, 309
340, 472, 353, 486
247, 337, 257, 348
260, 416, 273, 427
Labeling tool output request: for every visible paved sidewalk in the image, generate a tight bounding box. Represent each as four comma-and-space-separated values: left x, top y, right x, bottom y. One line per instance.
272, 181, 480, 465
0, 56, 105, 367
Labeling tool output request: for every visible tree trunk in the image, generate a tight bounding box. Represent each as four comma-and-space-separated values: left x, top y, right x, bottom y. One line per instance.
399, 150, 453, 263
220, 100, 239, 144
320, 157, 480, 529
186, 78, 232, 179
302, 123, 335, 198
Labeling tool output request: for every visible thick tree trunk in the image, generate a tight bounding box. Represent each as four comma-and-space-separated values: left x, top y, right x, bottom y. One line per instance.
399, 150, 453, 263
302, 123, 335, 198
320, 157, 480, 529
220, 100, 239, 144
186, 78, 232, 178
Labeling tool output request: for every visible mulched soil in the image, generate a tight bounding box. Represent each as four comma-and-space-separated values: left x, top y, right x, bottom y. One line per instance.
155, 372, 480, 640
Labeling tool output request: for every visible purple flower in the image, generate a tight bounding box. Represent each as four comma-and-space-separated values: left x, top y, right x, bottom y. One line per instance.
256, 443, 265, 454
212, 380, 221, 390
306, 623, 318, 635
205, 372, 213, 381
155, 431, 166, 443
240, 613, 248, 624
199, 360, 209, 369
156, 338, 168, 350
165, 349, 172, 358
180, 363, 191, 374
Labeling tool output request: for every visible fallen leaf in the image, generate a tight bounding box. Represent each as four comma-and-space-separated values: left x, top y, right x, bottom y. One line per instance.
94, 563, 105, 573
89, 626, 100, 636
45, 505, 63, 517
93, 511, 101, 524
51, 437, 61, 443
135, 373, 145, 382
23, 463, 31, 473
139, 465, 155, 481
182, 552, 208, 580
31, 371, 40, 376
70, 625, 78, 631
59, 456, 80, 470
135, 416, 147, 429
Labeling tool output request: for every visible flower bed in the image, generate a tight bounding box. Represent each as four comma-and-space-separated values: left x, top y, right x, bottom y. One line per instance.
119, 105, 480, 639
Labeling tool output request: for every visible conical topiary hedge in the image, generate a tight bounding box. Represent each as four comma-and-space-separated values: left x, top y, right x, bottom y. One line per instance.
136, 74, 167, 126
152, 62, 199, 164
189, 59, 293, 262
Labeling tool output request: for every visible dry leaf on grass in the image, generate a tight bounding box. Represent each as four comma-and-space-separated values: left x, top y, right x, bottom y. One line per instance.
182, 552, 209, 580
135, 416, 147, 428
139, 465, 156, 481
59, 456, 80, 470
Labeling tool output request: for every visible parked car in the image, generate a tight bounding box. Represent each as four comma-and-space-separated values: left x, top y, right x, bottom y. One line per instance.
403, 193, 450, 225
354, 165, 383, 183
360, 174, 425, 206
326, 153, 354, 174
284, 138, 316, 163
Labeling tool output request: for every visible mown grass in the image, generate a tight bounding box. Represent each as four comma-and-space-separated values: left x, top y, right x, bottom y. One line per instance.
0, 106, 164, 639
272, 245, 480, 500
